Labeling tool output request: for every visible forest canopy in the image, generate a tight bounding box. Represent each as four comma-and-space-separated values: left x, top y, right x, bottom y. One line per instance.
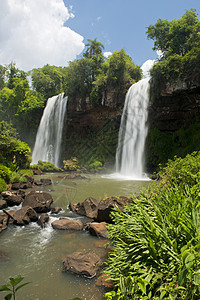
146, 9, 200, 87
0, 41, 141, 144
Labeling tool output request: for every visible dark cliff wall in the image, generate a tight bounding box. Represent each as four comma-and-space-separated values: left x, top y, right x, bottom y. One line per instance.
62, 88, 127, 166
146, 75, 200, 173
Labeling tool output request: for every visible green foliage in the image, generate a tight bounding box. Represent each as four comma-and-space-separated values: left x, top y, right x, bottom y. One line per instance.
0, 178, 7, 193
0, 164, 11, 183
159, 151, 200, 187
146, 9, 200, 57
31, 160, 61, 172
146, 9, 200, 91
0, 274, 31, 300
0, 121, 31, 170
145, 123, 200, 172
31, 64, 65, 99
86, 159, 103, 171
105, 152, 200, 299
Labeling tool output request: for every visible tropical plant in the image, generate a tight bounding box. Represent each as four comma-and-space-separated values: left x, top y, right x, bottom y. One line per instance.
0, 275, 31, 300
104, 152, 200, 299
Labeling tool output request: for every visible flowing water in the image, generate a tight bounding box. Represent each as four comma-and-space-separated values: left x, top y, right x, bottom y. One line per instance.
32, 93, 68, 167
0, 174, 151, 300
116, 78, 150, 179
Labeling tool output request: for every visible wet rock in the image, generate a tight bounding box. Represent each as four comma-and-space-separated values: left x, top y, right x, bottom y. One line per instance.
34, 180, 43, 186
62, 251, 102, 277
96, 274, 114, 290
37, 213, 49, 228
51, 219, 83, 231
11, 182, 32, 190
5, 195, 23, 207
69, 197, 99, 219
12, 206, 38, 226
86, 222, 107, 238
1, 191, 13, 198
0, 199, 7, 210
70, 196, 131, 223
40, 178, 52, 186
51, 206, 62, 214
23, 191, 53, 213
95, 196, 131, 223
0, 250, 9, 261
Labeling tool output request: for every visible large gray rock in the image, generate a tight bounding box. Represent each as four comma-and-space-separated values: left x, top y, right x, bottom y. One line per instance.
37, 213, 49, 228
62, 251, 101, 277
69, 197, 100, 219
86, 222, 107, 238
23, 191, 53, 213
51, 219, 83, 231
12, 206, 38, 226
5, 195, 23, 207
0, 199, 7, 210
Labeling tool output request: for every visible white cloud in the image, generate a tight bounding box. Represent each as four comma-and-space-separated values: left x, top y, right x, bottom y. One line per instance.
0, 0, 85, 71
104, 51, 112, 58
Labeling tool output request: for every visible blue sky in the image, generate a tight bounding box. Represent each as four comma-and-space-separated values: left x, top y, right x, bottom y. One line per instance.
0, 0, 199, 71
65, 0, 200, 66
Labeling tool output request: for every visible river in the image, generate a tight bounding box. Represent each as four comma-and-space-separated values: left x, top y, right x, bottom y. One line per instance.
0, 173, 151, 300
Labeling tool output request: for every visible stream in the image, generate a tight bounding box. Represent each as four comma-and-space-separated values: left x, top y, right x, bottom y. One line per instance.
0, 173, 151, 300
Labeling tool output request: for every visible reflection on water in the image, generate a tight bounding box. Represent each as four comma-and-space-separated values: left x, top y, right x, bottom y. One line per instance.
0, 173, 151, 300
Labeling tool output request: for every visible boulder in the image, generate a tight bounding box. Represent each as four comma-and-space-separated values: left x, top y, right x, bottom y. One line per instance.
23, 191, 53, 213
1, 191, 13, 198
0, 199, 7, 210
51, 206, 62, 214
37, 213, 49, 228
86, 222, 107, 238
11, 182, 32, 190
5, 195, 23, 207
51, 219, 83, 231
0, 224, 7, 234
40, 178, 52, 186
62, 251, 102, 277
95, 196, 131, 223
25, 175, 34, 184
69, 197, 99, 219
12, 206, 38, 226
32, 169, 43, 175
34, 180, 43, 186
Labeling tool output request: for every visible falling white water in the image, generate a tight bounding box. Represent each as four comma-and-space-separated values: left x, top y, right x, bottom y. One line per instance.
115, 77, 150, 179
32, 93, 67, 167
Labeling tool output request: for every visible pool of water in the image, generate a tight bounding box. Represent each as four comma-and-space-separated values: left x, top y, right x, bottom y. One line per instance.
0, 173, 151, 300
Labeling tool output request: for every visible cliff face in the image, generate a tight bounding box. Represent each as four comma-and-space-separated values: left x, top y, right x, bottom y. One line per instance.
62, 87, 127, 164
65, 88, 126, 137
146, 75, 200, 173
148, 75, 200, 132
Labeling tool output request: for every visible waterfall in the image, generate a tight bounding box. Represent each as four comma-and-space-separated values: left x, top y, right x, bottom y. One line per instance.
116, 77, 150, 179
32, 93, 68, 167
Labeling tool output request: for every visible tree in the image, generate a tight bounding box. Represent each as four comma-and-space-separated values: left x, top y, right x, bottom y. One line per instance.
31, 64, 65, 99
146, 9, 200, 58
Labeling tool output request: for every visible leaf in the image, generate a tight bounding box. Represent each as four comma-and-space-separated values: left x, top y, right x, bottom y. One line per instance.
15, 281, 31, 292
9, 275, 24, 287
4, 294, 12, 300
0, 285, 11, 292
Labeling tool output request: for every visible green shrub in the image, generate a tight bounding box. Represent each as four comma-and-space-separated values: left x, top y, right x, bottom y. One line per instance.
0, 164, 11, 183
159, 151, 200, 187
30, 160, 61, 172
105, 153, 200, 299
0, 178, 7, 192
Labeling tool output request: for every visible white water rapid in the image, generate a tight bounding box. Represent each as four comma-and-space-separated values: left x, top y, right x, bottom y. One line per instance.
115, 77, 150, 179
32, 93, 67, 167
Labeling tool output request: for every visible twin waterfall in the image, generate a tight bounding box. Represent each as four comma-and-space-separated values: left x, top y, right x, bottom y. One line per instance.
32, 93, 67, 167
116, 77, 150, 179
32, 78, 150, 179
